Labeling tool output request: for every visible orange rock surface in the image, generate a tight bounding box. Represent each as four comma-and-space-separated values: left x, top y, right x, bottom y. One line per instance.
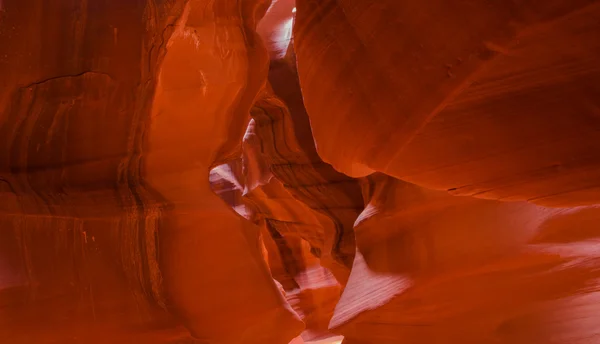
1, 0, 600, 343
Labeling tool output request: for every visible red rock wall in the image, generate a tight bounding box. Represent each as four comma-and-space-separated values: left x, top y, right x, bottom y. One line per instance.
2, 0, 600, 343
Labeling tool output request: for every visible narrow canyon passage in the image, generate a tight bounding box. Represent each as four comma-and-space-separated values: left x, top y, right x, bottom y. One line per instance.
1, 1, 600, 343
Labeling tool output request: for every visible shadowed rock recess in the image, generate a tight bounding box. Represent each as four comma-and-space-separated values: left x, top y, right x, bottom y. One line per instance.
1, 0, 600, 343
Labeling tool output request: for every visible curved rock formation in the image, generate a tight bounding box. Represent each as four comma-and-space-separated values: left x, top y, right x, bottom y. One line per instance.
334, 174, 600, 343
294, 0, 600, 206
2, 0, 600, 343
145, 1, 305, 342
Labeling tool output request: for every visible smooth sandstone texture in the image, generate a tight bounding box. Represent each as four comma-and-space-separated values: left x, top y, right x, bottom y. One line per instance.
333, 175, 600, 343
294, 0, 600, 206
2, 0, 600, 343
145, 1, 305, 343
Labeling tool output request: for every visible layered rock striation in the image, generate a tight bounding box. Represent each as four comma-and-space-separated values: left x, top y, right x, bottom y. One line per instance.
2, 0, 600, 343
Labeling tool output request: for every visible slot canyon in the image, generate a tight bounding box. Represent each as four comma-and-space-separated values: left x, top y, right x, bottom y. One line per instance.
2, 0, 600, 343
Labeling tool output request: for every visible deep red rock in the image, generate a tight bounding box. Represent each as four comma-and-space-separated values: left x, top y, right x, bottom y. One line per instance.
2, 0, 600, 343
